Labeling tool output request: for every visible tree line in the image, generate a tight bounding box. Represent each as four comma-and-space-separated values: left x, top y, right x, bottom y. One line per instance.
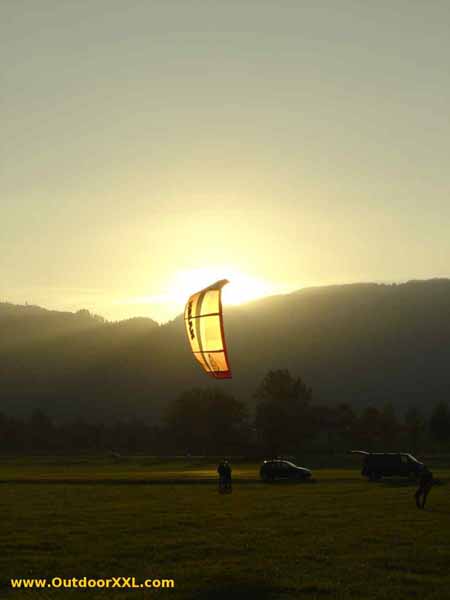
0, 370, 449, 456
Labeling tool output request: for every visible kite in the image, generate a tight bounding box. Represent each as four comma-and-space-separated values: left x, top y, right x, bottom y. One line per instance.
184, 279, 232, 378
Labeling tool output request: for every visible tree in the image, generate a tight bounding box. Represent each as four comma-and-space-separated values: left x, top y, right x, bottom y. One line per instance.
404, 406, 425, 454
165, 387, 247, 455
0, 412, 26, 453
429, 401, 450, 446
380, 402, 400, 450
29, 409, 55, 453
353, 406, 383, 451
333, 403, 358, 451
254, 369, 313, 456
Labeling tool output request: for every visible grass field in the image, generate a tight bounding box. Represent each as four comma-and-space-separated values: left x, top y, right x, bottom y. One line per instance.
1, 458, 449, 599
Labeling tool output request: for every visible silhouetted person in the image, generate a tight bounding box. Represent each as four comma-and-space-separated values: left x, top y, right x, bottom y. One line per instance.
217, 460, 226, 493
224, 459, 232, 493
415, 466, 433, 509
217, 459, 232, 494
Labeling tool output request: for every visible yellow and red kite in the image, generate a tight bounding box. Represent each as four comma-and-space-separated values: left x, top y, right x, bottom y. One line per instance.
184, 279, 232, 379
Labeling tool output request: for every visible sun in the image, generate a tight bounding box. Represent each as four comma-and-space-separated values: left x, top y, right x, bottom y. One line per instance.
170, 267, 275, 306
116, 266, 280, 322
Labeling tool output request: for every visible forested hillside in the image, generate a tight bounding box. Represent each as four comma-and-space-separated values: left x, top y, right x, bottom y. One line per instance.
1, 279, 449, 422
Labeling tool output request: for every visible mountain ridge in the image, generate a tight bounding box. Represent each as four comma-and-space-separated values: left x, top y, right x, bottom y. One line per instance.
1, 279, 449, 422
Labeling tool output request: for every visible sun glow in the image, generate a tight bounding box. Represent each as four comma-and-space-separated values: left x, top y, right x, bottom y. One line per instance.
116, 267, 286, 322
170, 267, 275, 306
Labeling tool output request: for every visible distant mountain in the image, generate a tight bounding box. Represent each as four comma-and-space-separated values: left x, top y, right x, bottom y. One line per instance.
1, 279, 449, 422
0, 304, 104, 348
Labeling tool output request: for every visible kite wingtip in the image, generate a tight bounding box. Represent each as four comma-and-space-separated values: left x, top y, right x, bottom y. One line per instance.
211, 371, 232, 379
213, 278, 230, 289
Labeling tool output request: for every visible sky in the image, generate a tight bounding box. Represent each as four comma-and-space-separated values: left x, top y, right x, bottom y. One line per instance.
2, 1, 450, 323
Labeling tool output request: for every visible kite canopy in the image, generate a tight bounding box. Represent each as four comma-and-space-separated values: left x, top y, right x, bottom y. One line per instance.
184, 279, 232, 379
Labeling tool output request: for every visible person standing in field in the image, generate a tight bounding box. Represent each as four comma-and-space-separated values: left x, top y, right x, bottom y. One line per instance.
217, 459, 232, 494
223, 459, 232, 493
217, 460, 227, 493
414, 465, 433, 509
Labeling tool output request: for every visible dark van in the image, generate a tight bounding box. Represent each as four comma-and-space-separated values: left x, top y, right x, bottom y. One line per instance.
350, 450, 424, 481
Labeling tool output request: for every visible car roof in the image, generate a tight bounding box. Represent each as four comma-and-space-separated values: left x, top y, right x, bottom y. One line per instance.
369, 452, 414, 457
263, 459, 300, 467
355, 451, 420, 458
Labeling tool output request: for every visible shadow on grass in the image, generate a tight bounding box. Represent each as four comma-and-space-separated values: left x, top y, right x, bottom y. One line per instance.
261, 477, 318, 485
381, 477, 447, 488
421, 507, 450, 514
379, 479, 418, 487
193, 583, 289, 600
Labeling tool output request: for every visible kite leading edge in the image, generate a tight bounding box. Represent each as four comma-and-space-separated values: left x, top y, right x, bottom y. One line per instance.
184, 279, 232, 379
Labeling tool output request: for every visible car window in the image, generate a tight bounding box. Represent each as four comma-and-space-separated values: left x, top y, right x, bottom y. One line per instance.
401, 455, 408, 464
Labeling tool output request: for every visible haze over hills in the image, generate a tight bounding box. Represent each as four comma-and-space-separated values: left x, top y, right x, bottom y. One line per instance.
1, 279, 449, 423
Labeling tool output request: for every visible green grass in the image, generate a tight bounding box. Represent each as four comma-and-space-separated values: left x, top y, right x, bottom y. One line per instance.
1, 458, 449, 599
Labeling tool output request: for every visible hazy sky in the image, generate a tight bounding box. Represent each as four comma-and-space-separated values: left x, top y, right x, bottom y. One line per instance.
3, 1, 450, 322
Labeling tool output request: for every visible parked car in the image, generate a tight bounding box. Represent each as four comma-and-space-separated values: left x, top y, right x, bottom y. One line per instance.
260, 459, 312, 482
350, 450, 424, 481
